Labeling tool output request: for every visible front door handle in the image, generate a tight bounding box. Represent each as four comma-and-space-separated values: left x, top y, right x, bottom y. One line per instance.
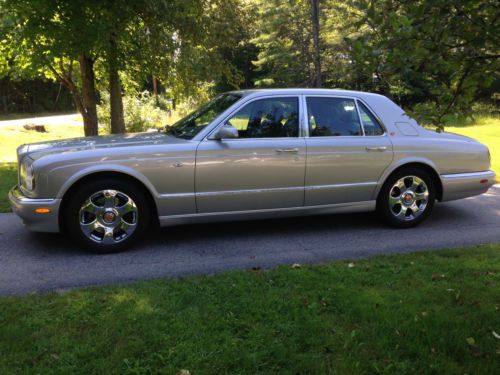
276, 148, 299, 154
366, 146, 387, 152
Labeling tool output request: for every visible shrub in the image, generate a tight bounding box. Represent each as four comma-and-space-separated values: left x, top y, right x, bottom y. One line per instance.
97, 91, 173, 133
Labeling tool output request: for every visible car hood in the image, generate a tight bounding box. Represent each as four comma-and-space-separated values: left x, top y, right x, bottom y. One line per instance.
17, 131, 189, 161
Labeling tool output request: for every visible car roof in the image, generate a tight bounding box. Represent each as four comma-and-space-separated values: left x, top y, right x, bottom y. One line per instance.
229, 88, 386, 100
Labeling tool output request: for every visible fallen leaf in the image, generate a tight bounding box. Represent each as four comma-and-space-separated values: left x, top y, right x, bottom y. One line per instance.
291, 263, 301, 269
466, 337, 475, 346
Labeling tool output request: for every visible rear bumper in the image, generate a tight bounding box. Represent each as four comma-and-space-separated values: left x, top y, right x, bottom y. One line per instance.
8, 185, 61, 232
441, 170, 496, 202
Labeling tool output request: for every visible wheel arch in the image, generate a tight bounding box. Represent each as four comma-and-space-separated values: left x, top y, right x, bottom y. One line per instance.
376, 160, 443, 201
58, 169, 159, 232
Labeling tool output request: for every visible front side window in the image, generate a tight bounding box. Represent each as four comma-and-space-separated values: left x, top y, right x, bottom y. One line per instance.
358, 101, 384, 135
226, 97, 299, 138
165, 93, 242, 139
307, 97, 363, 136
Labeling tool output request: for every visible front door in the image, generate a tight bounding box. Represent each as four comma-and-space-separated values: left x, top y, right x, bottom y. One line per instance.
195, 96, 306, 213
304, 96, 393, 205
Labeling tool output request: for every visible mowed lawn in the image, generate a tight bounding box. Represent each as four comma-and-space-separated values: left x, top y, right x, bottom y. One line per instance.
446, 115, 500, 180
0, 244, 499, 374
0, 115, 499, 213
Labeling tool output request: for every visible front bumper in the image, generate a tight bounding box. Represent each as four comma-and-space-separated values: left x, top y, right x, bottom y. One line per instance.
441, 170, 496, 202
8, 185, 61, 232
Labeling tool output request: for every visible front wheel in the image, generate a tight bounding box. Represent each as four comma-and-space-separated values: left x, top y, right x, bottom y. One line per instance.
377, 168, 435, 228
65, 179, 151, 252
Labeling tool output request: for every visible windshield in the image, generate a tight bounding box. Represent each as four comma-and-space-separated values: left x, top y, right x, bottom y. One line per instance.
164, 93, 242, 139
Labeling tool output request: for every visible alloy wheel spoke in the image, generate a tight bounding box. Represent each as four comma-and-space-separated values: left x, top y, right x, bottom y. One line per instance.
101, 226, 116, 244
80, 200, 101, 216
80, 220, 99, 237
116, 200, 137, 217
103, 190, 117, 208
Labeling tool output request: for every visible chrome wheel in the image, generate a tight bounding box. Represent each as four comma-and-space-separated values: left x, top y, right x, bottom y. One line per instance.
78, 189, 138, 244
388, 175, 429, 221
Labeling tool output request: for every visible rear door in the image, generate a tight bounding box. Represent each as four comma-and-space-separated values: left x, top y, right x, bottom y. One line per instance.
304, 96, 393, 205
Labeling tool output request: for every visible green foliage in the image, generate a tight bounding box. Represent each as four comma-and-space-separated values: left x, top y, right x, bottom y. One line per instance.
97, 92, 172, 133
348, 0, 499, 130
0, 162, 16, 212
0, 244, 499, 373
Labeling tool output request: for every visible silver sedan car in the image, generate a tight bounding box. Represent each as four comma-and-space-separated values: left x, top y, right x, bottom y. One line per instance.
9, 89, 496, 252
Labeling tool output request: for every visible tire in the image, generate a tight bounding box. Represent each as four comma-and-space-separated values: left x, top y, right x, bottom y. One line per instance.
377, 167, 435, 228
64, 178, 151, 253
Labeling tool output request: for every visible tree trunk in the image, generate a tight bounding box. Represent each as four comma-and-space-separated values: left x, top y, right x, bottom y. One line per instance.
310, 0, 322, 88
108, 36, 126, 134
78, 53, 99, 136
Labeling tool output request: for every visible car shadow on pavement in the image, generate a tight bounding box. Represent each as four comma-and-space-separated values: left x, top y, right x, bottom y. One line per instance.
23, 201, 481, 256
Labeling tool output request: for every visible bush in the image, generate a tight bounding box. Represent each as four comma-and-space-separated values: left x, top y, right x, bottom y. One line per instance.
97, 91, 173, 133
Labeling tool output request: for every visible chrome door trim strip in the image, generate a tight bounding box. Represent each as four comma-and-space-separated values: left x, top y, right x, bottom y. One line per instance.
158, 182, 378, 199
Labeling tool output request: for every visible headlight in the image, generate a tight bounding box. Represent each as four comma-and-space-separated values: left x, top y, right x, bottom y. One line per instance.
20, 159, 35, 191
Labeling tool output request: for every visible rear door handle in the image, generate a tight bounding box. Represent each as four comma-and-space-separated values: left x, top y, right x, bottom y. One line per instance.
276, 148, 299, 154
365, 146, 387, 152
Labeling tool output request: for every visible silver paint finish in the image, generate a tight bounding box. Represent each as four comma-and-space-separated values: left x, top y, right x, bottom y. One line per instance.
8, 88, 496, 233
8, 185, 61, 232
440, 170, 496, 201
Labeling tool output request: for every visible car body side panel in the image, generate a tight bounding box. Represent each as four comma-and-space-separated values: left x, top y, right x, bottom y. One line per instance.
305, 136, 393, 205
39, 143, 198, 216
195, 138, 306, 212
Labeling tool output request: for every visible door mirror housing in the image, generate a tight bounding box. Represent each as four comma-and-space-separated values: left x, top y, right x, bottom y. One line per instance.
211, 123, 239, 140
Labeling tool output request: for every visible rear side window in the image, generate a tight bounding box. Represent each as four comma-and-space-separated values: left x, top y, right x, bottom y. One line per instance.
307, 97, 362, 136
357, 101, 384, 135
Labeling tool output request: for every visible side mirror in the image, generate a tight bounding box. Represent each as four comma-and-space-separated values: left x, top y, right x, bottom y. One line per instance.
211, 123, 239, 140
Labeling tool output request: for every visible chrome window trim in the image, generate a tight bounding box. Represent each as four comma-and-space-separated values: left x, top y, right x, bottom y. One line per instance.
355, 99, 387, 136
203, 95, 303, 141
354, 99, 366, 136
303, 94, 387, 137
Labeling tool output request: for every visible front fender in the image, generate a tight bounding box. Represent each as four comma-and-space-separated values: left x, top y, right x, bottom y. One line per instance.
50, 163, 160, 200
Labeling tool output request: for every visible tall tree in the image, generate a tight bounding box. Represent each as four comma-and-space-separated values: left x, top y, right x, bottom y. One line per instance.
310, 0, 322, 87
348, 0, 499, 129
0, 0, 100, 136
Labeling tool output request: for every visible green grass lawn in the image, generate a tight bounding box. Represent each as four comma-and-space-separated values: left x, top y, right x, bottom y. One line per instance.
0, 244, 498, 374
445, 115, 500, 181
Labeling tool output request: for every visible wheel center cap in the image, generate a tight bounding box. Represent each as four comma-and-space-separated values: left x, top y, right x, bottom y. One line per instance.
403, 192, 414, 205
103, 211, 116, 223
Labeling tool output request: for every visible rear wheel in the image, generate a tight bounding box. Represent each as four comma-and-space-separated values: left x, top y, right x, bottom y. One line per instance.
65, 179, 151, 252
377, 168, 435, 228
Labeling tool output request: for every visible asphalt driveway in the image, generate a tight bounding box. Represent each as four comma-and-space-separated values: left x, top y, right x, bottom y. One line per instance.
1, 185, 499, 296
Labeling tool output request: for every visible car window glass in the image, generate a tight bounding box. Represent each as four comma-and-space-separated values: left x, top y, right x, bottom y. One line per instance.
165, 93, 241, 139
307, 97, 362, 136
227, 97, 299, 138
358, 101, 384, 135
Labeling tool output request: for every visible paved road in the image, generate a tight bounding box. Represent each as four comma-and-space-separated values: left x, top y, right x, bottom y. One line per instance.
1, 185, 499, 295
0, 113, 82, 127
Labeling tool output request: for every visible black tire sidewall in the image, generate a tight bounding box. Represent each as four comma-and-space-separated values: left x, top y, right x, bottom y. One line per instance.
64, 178, 151, 253
377, 168, 435, 228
